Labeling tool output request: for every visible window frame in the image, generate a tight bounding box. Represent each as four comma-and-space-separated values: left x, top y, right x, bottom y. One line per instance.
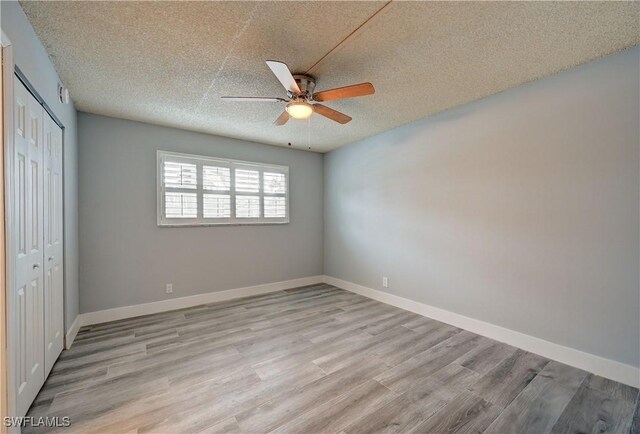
157, 150, 289, 227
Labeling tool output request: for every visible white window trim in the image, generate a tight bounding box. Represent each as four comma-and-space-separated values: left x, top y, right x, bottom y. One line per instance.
157, 150, 289, 227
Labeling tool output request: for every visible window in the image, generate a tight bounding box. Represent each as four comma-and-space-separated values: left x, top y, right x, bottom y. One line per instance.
157, 151, 289, 226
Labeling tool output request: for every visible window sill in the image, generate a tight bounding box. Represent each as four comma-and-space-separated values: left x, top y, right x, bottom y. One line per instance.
157, 221, 289, 228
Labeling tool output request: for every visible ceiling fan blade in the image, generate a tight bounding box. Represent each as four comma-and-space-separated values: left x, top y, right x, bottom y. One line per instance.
221, 96, 287, 102
274, 111, 290, 126
313, 82, 375, 102
313, 104, 352, 124
266, 60, 301, 94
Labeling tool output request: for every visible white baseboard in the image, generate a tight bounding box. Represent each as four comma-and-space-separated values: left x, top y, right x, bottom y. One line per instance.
65, 316, 80, 349
79, 275, 325, 327
323, 275, 640, 388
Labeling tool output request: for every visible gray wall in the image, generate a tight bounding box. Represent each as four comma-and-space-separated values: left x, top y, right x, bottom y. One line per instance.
1, 1, 80, 332
78, 113, 323, 313
324, 47, 640, 368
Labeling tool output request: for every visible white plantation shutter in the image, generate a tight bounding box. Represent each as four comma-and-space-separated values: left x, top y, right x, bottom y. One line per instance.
203, 166, 230, 190
236, 196, 260, 218
162, 160, 198, 219
235, 169, 261, 218
158, 151, 289, 226
235, 169, 260, 193
263, 172, 286, 194
203, 194, 231, 218
164, 161, 197, 189
165, 192, 197, 218
263, 172, 287, 218
264, 196, 286, 218
202, 166, 231, 218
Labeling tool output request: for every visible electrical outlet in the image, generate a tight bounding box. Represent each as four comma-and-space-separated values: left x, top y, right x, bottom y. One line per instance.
382, 276, 389, 288
165, 283, 173, 294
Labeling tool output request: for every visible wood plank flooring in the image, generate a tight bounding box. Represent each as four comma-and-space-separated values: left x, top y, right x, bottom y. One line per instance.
25, 284, 639, 434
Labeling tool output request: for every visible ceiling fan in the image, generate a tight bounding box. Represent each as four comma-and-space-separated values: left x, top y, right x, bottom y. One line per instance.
222, 60, 375, 125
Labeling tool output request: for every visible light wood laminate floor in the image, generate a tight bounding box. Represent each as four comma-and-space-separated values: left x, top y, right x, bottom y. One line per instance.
26, 284, 639, 433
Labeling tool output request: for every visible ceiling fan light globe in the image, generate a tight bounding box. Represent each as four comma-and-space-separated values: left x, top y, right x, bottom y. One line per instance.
286, 101, 313, 120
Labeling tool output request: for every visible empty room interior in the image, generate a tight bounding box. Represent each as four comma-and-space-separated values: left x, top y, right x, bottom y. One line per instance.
1, 1, 639, 433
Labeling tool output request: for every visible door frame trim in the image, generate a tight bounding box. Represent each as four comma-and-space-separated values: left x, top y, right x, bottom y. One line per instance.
1, 29, 16, 428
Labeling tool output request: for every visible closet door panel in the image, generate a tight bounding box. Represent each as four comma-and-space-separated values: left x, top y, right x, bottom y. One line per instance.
12, 77, 45, 417
43, 114, 64, 376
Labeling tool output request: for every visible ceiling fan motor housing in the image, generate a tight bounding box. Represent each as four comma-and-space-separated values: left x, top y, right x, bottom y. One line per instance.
290, 75, 316, 101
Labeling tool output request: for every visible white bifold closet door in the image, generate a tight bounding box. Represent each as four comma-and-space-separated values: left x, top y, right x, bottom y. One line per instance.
43, 101, 64, 376
12, 76, 64, 417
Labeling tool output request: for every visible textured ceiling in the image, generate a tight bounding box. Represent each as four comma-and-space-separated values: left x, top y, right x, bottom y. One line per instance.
21, 1, 639, 152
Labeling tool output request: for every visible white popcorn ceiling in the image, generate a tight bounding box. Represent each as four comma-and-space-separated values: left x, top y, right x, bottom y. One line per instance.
21, 1, 639, 153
